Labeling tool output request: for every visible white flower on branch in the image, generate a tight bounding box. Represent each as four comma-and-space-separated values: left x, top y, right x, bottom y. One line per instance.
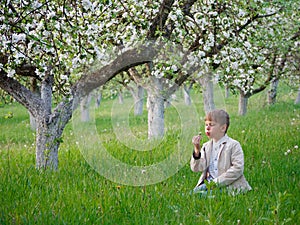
82, 0, 93, 11
244, 41, 251, 49
12, 33, 26, 43
7, 69, 16, 78
231, 62, 239, 70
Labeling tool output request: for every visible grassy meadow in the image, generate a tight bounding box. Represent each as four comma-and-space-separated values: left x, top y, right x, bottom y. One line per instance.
0, 86, 299, 224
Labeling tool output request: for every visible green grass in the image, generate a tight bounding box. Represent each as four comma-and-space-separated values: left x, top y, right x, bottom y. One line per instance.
0, 87, 299, 224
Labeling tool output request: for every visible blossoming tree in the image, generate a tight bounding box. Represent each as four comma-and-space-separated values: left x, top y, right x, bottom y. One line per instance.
217, 1, 299, 114
0, 0, 172, 169
1, 0, 298, 169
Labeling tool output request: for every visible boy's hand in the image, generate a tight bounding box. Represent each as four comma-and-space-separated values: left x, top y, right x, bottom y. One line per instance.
192, 133, 202, 155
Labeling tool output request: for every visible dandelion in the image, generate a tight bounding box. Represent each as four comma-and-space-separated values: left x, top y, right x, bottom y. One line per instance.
284, 149, 291, 155
294, 145, 298, 149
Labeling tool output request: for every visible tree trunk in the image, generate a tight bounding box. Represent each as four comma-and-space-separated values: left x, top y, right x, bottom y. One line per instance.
183, 85, 192, 106
35, 102, 72, 169
225, 84, 230, 98
118, 91, 124, 104
35, 116, 59, 169
238, 91, 249, 116
29, 77, 40, 130
34, 75, 72, 169
146, 77, 165, 139
80, 93, 92, 122
267, 78, 279, 105
164, 96, 172, 108
29, 112, 36, 131
95, 90, 102, 108
199, 72, 215, 113
295, 86, 300, 104
129, 85, 144, 115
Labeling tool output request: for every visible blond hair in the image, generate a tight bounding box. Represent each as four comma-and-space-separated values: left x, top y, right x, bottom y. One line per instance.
205, 109, 230, 133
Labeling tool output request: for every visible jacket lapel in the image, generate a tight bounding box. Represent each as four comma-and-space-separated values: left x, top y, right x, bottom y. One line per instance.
217, 136, 229, 159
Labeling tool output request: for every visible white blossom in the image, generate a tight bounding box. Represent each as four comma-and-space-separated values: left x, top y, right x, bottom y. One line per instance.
12, 33, 26, 43
7, 69, 16, 77
82, 0, 93, 11
231, 62, 239, 70
238, 9, 246, 17
60, 74, 69, 80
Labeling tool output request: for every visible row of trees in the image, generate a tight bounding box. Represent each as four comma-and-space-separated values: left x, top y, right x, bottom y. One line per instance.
0, 0, 299, 169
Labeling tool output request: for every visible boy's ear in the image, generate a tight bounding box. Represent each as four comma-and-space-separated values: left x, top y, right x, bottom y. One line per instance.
220, 124, 227, 133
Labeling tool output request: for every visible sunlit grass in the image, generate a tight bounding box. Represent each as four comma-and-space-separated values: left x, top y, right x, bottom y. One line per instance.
0, 86, 299, 224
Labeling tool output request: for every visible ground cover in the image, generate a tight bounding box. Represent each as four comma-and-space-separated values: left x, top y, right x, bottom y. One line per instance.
0, 88, 299, 224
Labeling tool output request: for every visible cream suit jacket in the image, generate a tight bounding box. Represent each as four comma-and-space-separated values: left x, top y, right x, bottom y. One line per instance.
190, 135, 252, 192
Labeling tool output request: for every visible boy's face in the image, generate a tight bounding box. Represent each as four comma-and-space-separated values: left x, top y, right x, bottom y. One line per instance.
205, 120, 227, 141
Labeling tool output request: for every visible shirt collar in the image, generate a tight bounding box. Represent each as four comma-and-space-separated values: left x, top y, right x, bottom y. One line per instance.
213, 134, 228, 147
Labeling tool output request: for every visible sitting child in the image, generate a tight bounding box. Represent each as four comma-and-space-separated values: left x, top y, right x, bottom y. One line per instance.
190, 109, 252, 194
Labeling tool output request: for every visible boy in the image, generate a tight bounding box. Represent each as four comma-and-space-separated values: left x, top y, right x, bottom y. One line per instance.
190, 109, 251, 194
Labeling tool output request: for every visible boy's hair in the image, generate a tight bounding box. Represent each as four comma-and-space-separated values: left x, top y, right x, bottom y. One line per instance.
205, 109, 230, 133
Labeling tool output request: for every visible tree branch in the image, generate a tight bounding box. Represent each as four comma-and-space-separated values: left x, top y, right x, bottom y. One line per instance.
0, 72, 43, 116
147, 0, 175, 39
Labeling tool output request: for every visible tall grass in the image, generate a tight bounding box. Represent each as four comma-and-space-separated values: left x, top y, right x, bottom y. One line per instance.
0, 87, 299, 224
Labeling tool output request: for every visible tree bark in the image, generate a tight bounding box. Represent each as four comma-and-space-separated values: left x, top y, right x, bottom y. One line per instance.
29, 112, 36, 131
94, 89, 102, 108
183, 84, 192, 106
129, 85, 144, 115
225, 84, 230, 98
267, 78, 279, 105
80, 93, 92, 122
29, 77, 39, 130
146, 77, 165, 139
238, 91, 249, 116
199, 72, 215, 113
35, 74, 72, 169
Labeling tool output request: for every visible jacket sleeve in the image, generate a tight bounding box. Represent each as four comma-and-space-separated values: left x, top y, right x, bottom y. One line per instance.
190, 146, 208, 172
215, 141, 244, 186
